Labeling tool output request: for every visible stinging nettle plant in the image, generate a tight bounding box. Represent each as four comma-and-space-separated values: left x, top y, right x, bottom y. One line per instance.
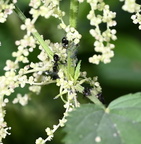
0, 0, 141, 144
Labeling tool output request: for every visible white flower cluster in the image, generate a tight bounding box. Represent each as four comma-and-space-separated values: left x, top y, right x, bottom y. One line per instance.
120, 0, 141, 30
86, 0, 117, 64
13, 34, 37, 64
0, 103, 11, 143
0, 74, 12, 142
45, 40, 67, 62
12, 94, 29, 106
29, 0, 65, 22
0, 69, 18, 143
35, 137, 45, 144
56, 69, 79, 102
44, 115, 67, 141
131, 11, 141, 29
59, 23, 82, 45
80, 72, 102, 97
21, 18, 37, 35
0, 0, 16, 23
0, 72, 18, 96
120, 0, 140, 13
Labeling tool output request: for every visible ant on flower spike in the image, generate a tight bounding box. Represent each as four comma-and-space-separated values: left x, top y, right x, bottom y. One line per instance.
97, 93, 105, 104
42, 54, 60, 80
53, 54, 59, 73
83, 87, 105, 104
83, 87, 91, 96
52, 54, 60, 79
53, 54, 60, 62
62, 37, 69, 48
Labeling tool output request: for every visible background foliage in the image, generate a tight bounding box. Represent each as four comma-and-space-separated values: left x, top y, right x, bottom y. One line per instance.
0, 0, 141, 143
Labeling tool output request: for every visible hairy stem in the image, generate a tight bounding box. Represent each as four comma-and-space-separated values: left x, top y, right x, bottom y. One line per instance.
13, 3, 53, 59
67, 0, 79, 78
69, 0, 79, 28
66, 48, 75, 79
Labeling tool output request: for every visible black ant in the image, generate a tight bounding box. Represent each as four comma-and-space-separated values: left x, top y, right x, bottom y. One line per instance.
53, 54, 59, 73
53, 54, 60, 62
97, 93, 105, 104
52, 54, 60, 79
62, 37, 69, 48
42, 70, 59, 80
83, 87, 91, 97
83, 87, 105, 104
42, 54, 60, 80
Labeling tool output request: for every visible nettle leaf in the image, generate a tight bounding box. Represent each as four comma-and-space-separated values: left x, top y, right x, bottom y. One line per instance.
63, 93, 141, 144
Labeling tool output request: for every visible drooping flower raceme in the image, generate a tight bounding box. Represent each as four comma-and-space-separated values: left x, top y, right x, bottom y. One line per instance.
120, 0, 141, 29
120, 0, 140, 13
0, 0, 16, 23
86, 0, 117, 64
0, 76, 12, 142
29, 0, 65, 22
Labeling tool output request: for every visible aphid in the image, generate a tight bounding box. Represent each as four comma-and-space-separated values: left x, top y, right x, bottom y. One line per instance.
83, 87, 91, 96
62, 37, 69, 48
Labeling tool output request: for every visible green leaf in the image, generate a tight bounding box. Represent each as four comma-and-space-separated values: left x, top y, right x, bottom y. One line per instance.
74, 60, 81, 81
63, 92, 141, 144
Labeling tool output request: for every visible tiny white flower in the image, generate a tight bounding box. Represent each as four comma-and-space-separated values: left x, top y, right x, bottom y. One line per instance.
35, 137, 45, 144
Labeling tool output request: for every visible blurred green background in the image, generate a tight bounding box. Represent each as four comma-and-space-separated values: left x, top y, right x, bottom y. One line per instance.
0, 0, 141, 143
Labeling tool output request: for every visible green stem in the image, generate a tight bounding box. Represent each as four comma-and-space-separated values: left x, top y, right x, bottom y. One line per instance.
66, 50, 75, 79
69, 0, 79, 28
13, 3, 53, 59
14, 3, 26, 22
87, 95, 105, 109
32, 32, 53, 58
67, 0, 79, 79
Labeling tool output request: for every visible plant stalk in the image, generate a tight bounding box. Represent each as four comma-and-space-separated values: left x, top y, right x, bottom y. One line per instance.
69, 0, 79, 28
67, 0, 79, 78
13, 3, 53, 59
